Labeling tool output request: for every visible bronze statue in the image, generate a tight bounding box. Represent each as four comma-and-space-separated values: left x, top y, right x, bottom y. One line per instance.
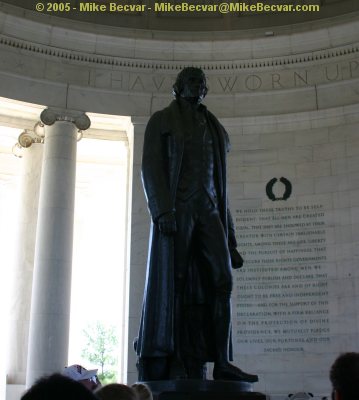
136, 67, 258, 383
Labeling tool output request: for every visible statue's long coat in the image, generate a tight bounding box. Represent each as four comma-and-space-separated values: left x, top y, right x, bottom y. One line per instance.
136, 99, 237, 360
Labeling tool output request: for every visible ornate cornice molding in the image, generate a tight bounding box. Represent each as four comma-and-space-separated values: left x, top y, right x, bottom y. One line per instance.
1, 34, 359, 72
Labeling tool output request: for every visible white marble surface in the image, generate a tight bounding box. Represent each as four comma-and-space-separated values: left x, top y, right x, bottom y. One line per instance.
3, 15, 52, 46
1, 6, 359, 61
0, 7, 358, 119
0, 3, 358, 397
50, 26, 97, 53
26, 120, 78, 386
95, 36, 136, 58
0, 71, 67, 109
7, 144, 43, 385
228, 117, 359, 396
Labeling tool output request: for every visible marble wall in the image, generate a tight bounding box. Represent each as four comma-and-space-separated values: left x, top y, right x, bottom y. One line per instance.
0, 3, 359, 399
0, 5, 359, 119
224, 106, 359, 398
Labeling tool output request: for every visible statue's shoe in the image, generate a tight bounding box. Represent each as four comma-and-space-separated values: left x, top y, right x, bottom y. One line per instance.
213, 363, 258, 382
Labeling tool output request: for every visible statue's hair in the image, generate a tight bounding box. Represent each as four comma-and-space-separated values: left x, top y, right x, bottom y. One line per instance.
172, 67, 208, 98
330, 352, 359, 400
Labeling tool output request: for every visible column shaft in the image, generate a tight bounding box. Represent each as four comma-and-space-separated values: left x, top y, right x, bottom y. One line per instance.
127, 118, 148, 384
7, 144, 43, 384
26, 121, 78, 386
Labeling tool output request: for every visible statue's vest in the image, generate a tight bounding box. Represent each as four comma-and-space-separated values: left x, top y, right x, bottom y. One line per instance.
176, 110, 218, 204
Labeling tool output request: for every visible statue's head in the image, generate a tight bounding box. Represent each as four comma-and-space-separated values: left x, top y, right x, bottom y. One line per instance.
172, 67, 208, 103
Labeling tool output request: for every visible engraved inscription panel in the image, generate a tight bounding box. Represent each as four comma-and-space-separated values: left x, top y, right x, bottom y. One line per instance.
233, 204, 329, 355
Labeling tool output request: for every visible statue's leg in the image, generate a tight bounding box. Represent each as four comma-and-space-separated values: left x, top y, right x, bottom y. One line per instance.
212, 291, 232, 366
173, 201, 195, 373
197, 207, 258, 382
137, 357, 170, 381
174, 286, 208, 380
174, 290, 184, 362
183, 358, 207, 380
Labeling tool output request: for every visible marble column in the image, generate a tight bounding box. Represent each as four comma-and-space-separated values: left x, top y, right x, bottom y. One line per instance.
26, 109, 90, 387
7, 130, 44, 385
126, 117, 149, 384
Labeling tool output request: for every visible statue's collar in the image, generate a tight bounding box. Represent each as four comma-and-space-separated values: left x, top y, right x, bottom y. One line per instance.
176, 97, 206, 112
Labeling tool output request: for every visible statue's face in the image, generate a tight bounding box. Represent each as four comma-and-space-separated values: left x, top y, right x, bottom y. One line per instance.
180, 71, 206, 103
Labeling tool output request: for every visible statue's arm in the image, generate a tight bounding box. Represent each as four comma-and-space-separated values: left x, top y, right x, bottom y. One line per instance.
227, 208, 244, 269
227, 208, 237, 250
225, 123, 243, 269
141, 112, 174, 223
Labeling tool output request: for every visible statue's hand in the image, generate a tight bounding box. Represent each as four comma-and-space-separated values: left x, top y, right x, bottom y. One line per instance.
157, 212, 177, 235
230, 248, 243, 269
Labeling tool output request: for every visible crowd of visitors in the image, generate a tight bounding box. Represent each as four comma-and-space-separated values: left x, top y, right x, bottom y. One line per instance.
20, 364, 153, 400
20, 374, 98, 400
20, 353, 359, 400
329, 352, 359, 400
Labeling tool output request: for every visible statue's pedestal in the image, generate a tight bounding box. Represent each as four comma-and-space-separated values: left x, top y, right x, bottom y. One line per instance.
142, 380, 266, 400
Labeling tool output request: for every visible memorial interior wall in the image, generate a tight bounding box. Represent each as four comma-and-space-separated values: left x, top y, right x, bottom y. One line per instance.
0, 3, 358, 399
224, 107, 359, 397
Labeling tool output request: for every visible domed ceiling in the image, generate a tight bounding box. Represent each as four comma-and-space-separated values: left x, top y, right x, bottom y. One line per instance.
1, 0, 359, 32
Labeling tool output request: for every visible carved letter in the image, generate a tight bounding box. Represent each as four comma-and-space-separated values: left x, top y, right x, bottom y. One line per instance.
325, 64, 340, 81
349, 61, 359, 78
111, 72, 123, 89
218, 76, 238, 92
130, 75, 145, 90
294, 71, 308, 87
245, 75, 262, 91
272, 73, 283, 89
153, 76, 165, 91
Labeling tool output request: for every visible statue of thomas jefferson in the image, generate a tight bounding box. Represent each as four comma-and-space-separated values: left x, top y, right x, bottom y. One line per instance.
136, 67, 258, 383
